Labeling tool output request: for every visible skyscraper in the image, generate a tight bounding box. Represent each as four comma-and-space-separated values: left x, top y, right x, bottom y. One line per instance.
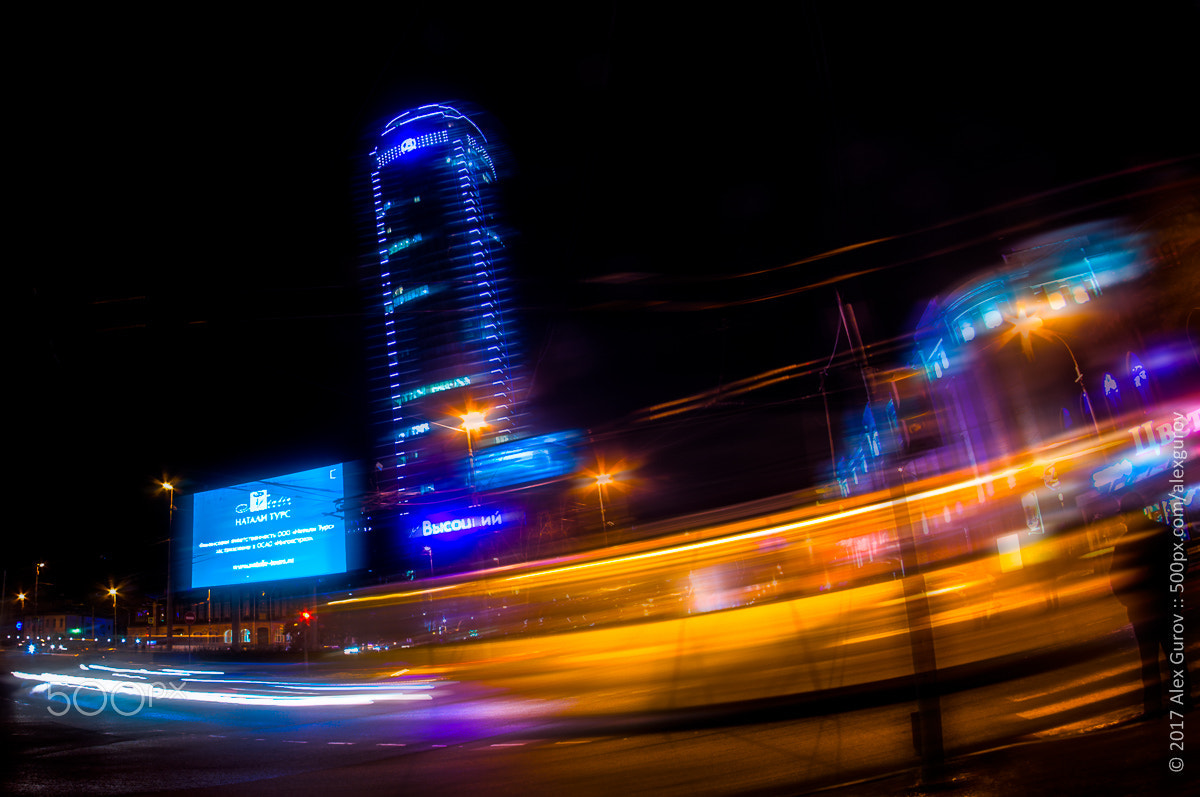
366, 103, 521, 509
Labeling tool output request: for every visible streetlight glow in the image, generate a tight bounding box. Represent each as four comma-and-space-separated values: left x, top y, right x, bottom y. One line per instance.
589, 470, 620, 547
1002, 309, 1101, 439
460, 411, 488, 432
459, 411, 488, 504
160, 480, 177, 650
108, 587, 119, 640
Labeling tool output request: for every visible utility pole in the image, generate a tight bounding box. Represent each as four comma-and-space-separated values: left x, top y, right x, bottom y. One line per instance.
839, 294, 945, 781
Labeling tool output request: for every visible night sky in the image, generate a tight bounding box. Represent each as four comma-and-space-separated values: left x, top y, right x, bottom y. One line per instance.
11, 7, 1197, 607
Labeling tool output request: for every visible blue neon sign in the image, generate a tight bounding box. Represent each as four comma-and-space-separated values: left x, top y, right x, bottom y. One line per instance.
408, 506, 516, 539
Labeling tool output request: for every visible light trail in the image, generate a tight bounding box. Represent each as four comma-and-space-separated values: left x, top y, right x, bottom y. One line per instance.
12, 670, 435, 708
324, 453, 1078, 608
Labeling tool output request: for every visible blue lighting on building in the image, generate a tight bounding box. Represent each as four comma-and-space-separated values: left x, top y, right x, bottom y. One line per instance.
464, 430, 583, 492
367, 103, 523, 508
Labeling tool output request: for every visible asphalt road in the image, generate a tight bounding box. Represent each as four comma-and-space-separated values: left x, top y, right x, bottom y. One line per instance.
2, 625, 1177, 796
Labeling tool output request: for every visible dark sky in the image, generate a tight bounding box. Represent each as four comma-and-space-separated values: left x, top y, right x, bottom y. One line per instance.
11, 6, 1197, 605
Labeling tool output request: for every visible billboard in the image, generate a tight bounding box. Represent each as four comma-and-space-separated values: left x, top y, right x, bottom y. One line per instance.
190, 464, 348, 588
467, 430, 583, 491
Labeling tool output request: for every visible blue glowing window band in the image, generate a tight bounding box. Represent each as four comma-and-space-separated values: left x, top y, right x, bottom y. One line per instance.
384, 284, 431, 314
384, 233, 424, 257
398, 422, 432, 440
393, 376, 472, 408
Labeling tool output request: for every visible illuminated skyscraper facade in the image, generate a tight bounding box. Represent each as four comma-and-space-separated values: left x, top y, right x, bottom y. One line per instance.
367, 104, 521, 508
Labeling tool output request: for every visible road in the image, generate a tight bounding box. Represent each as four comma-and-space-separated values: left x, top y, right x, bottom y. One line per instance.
2, 621, 1180, 796
6, 439, 1195, 795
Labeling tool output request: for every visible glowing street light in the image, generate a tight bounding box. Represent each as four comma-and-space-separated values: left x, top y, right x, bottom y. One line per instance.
161, 481, 176, 650
460, 411, 488, 432
460, 411, 488, 503
1004, 309, 1101, 439
108, 587, 118, 639
595, 473, 614, 546
583, 465, 625, 547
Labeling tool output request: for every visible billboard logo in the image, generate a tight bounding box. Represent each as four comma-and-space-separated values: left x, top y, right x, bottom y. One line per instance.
250, 490, 270, 512
236, 491, 292, 514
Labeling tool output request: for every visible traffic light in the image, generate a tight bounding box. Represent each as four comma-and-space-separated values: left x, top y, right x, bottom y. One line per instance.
299, 610, 312, 625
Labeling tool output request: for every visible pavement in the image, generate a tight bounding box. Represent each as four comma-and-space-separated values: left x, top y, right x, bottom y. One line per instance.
4, 649, 1196, 796
808, 711, 1195, 797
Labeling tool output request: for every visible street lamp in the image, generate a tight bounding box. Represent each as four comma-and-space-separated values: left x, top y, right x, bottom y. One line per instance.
162, 481, 175, 650
108, 588, 118, 641
1005, 310, 1101, 439
34, 562, 44, 639
16, 592, 26, 639
460, 411, 488, 503
595, 473, 613, 546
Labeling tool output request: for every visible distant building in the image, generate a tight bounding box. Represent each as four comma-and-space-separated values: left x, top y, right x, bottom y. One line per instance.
365, 103, 523, 509
28, 614, 113, 641
126, 593, 307, 651
905, 222, 1196, 497
833, 219, 1199, 571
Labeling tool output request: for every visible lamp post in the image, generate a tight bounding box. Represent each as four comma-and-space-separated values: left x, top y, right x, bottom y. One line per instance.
162, 482, 175, 650
595, 473, 613, 546
1007, 311, 1101, 439
34, 562, 44, 640
17, 592, 26, 640
108, 588, 118, 641
1047, 330, 1101, 439
460, 411, 488, 505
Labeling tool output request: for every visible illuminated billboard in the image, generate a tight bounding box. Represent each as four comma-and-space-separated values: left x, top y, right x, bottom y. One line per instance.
406, 505, 521, 541
190, 464, 348, 588
466, 430, 583, 491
